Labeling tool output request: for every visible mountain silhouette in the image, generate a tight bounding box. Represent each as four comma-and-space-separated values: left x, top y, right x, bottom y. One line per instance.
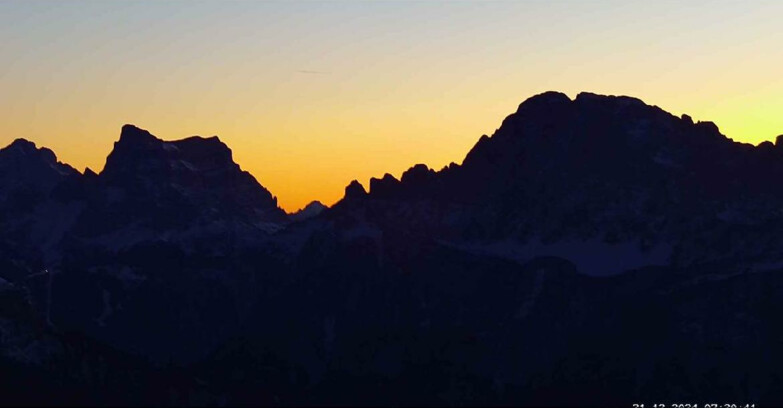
2, 92, 783, 406
67, 125, 286, 241
0, 138, 77, 211
334, 91, 783, 273
103, 125, 281, 215
290, 200, 328, 222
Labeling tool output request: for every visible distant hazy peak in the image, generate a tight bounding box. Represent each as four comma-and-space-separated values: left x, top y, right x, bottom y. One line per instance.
290, 200, 328, 222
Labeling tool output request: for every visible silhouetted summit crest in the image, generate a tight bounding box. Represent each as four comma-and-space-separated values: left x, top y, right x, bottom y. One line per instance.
1, 138, 63, 167
400, 164, 435, 184
369, 173, 401, 198
515, 91, 571, 114
351, 91, 783, 246
575, 91, 645, 106
0, 138, 77, 198
104, 124, 238, 179
118, 124, 157, 145
344, 180, 367, 200
6, 138, 41, 153
73, 124, 287, 236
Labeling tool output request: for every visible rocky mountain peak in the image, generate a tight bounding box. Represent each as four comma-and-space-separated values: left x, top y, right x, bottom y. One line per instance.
0, 138, 77, 198
351, 91, 783, 252
369, 173, 401, 198
104, 125, 239, 178
73, 125, 287, 236
5, 137, 39, 153
1, 138, 61, 167
344, 180, 368, 201
118, 124, 157, 146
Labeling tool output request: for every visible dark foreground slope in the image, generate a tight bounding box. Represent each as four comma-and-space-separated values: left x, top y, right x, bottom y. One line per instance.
2, 93, 783, 406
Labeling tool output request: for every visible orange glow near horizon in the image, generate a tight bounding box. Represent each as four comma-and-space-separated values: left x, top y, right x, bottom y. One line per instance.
2, 1, 782, 212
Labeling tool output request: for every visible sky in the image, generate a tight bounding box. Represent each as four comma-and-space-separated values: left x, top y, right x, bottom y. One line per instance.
1, 0, 782, 212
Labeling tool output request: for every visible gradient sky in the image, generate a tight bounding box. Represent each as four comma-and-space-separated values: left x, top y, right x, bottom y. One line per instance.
2, 1, 782, 212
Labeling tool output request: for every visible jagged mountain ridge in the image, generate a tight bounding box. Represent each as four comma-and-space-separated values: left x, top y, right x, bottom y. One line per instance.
102, 125, 282, 220
69, 125, 287, 243
0, 125, 288, 256
0, 138, 78, 224
0, 138, 78, 198
5, 92, 783, 250
360, 91, 783, 208
2, 92, 783, 405
0, 124, 292, 366
335, 91, 783, 271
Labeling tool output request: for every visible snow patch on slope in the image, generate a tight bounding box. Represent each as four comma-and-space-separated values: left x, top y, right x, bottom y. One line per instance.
441, 237, 673, 276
